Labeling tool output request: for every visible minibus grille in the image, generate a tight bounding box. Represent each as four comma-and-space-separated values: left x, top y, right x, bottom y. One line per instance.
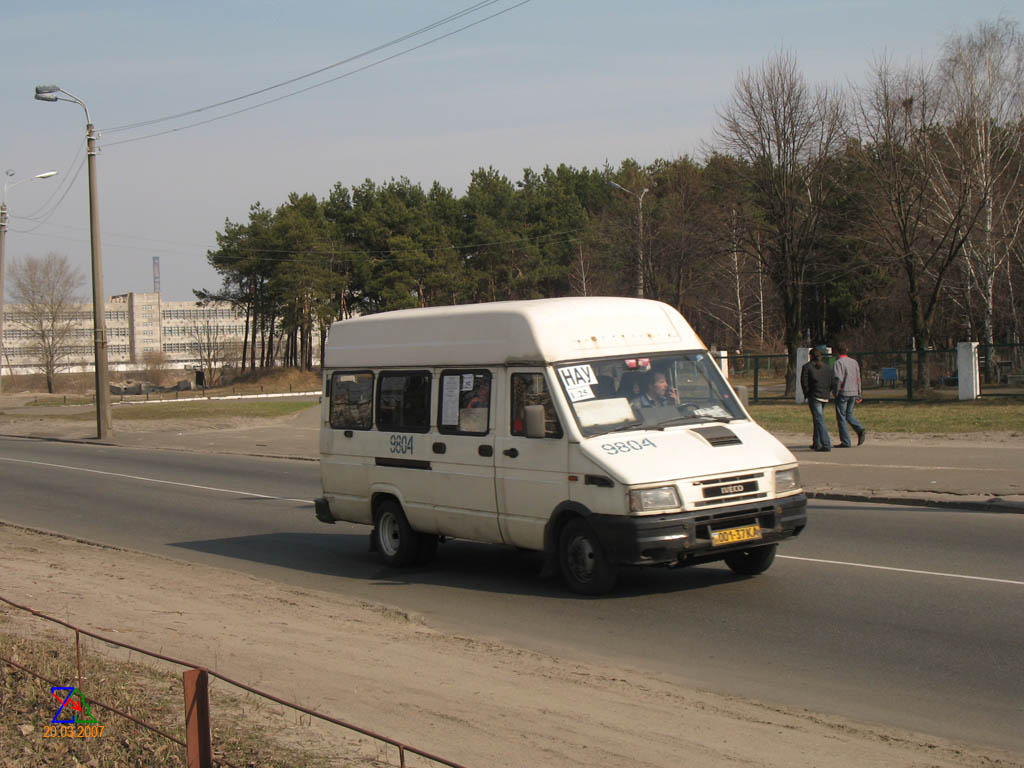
692, 472, 765, 508
693, 491, 767, 508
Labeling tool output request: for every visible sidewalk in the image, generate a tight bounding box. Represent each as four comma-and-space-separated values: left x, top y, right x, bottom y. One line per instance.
1, 396, 1022, 512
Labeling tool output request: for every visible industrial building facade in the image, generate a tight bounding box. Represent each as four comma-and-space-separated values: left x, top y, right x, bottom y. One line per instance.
2, 292, 247, 376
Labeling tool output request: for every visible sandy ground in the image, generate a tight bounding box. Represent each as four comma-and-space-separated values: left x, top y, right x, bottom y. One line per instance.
2, 524, 1021, 768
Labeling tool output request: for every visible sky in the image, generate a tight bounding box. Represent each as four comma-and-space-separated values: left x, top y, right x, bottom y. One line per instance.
0, 1, 1018, 301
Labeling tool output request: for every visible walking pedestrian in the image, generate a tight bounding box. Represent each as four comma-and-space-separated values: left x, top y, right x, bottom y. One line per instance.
833, 344, 866, 447
800, 347, 835, 452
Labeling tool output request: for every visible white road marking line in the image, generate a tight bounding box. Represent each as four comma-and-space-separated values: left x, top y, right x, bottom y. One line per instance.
3, 456, 1019, 585
0, 456, 313, 505
778, 555, 1024, 586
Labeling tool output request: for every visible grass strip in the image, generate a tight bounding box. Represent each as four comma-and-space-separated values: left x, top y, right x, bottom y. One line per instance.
749, 398, 1024, 434
1, 399, 318, 423
0, 626, 379, 767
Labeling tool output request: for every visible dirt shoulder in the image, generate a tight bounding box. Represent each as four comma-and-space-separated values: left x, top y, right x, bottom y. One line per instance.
2, 524, 1020, 768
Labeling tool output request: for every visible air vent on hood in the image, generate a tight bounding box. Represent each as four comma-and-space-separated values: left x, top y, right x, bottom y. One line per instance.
693, 425, 742, 446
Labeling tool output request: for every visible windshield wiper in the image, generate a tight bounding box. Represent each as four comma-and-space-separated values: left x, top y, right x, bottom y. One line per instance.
656, 414, 733, 428
599, 421, 660, 435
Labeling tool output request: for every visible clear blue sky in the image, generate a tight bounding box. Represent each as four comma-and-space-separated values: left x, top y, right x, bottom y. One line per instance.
0, 1, 1016, 300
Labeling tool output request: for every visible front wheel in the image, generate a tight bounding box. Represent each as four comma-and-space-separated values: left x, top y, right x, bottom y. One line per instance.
558, 518, 617, 595
374, 500, 420, 567
724, 544, 777, 576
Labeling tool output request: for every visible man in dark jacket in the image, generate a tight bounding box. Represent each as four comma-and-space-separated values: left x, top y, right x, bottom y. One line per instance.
800, 347, 835, 451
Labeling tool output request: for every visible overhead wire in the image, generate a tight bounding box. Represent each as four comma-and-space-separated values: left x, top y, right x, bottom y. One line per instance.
17, 1, 535, 256
101, 0, 507, 134
9, 154, 88, 235
104, 0, 533, 148
23, 138, 86, 220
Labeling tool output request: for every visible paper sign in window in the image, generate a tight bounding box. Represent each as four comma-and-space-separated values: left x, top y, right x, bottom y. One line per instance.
558, 365, 597, 388
441, 376, 461, 425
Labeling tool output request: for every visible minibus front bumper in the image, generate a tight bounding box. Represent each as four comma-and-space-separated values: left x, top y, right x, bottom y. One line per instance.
589, 493, 807, 566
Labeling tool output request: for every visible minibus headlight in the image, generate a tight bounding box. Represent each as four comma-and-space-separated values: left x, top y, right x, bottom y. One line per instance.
629, 486, 681, 513
775, 468, 801, 493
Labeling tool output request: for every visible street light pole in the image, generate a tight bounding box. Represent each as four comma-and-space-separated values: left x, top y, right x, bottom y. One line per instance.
1, 170, 59, 394
35, 85, 112, 439
607, 180, 649, 298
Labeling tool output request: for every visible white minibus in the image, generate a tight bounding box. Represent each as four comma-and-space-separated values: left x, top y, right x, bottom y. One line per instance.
315, 297, 806, 594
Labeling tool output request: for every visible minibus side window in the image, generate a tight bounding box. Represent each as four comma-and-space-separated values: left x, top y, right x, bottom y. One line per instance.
377, 371, 432, 433
510, 373, 563, 438
329, 371, 374, 430
438, 370, 491, 436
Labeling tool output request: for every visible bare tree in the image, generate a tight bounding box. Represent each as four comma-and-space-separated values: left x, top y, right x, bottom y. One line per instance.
189, 321, 242, 388
714, 50, 846, 393
851, 53, 992, 386
568, 242, 592, 296
140, 349, 171, 387
8, 253, 85, 393
939, 18, 1024, 379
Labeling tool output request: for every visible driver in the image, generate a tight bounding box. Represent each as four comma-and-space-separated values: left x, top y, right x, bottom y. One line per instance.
632, 370, 679, 408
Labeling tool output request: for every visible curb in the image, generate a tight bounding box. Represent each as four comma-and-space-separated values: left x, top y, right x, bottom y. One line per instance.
807, 491, 1024, 514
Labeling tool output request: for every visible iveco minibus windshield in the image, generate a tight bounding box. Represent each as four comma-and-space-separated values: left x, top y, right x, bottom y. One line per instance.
555, 352, 746, 438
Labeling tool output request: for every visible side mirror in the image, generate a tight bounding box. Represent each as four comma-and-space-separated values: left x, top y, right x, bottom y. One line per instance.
524, 405, 546, 439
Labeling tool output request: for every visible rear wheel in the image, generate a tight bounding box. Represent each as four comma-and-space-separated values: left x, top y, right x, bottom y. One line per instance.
374, 500, 420, 567
558, 518, 617, 595
724, 544, 777, 576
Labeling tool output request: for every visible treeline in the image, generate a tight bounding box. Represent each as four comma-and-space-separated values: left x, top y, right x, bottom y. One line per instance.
202, 17, 1024, 389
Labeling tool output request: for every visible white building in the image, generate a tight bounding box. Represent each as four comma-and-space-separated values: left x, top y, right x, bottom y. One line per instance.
2, 292, 247, 376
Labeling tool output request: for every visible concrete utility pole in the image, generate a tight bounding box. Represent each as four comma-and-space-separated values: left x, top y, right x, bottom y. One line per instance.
607, 180, 649, 298
35, 85, 112, 439
0, 170, 58, 394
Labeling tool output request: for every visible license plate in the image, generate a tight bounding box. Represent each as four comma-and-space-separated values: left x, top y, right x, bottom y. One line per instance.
711, 524, 762, 547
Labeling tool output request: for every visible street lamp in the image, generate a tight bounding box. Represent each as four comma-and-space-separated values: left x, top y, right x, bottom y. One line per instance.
0, 170, 59, 394
607, 180, 648, 298
35, 84, 112, 439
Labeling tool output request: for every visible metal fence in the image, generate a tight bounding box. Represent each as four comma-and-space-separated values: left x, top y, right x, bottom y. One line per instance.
978, 343, 1024, 395
730, 344, 1024, 402
1, 593, 469, 768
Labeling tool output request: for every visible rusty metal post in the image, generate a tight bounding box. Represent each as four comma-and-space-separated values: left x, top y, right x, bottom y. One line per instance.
75, 629, 82, 691
183, 669, 213, 768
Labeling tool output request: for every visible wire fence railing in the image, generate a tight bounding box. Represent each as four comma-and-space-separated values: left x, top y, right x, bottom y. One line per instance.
728, 344, 1024, 402
0, 593, 470, 768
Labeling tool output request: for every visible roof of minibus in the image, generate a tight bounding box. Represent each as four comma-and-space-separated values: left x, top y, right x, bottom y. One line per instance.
323, 297, 706, 368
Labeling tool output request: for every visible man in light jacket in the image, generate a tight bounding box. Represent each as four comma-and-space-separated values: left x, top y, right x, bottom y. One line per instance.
833, 344, 866, 447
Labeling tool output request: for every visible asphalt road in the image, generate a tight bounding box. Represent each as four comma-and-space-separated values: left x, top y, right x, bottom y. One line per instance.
0, 435, 1021, 753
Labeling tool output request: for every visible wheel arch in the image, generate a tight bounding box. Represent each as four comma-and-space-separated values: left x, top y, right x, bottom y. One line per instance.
370, 485, 406, 518
542, 501, 594, 571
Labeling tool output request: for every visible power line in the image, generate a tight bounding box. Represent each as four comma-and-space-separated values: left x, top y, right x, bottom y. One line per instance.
102, 0, 506, 134
9, 154, 88, 235
13, 3, 532, 244
104, 0, 533, 148
23, 139, 86, 220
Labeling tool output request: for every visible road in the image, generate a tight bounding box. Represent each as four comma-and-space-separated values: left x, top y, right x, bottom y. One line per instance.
0, 435, 1021, 753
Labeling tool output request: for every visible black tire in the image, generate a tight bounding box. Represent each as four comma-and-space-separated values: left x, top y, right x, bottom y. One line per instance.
558, 518, 617, 595
373, 500, 420, 567
414, 533, 439, 565
724, 543, 777, 576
